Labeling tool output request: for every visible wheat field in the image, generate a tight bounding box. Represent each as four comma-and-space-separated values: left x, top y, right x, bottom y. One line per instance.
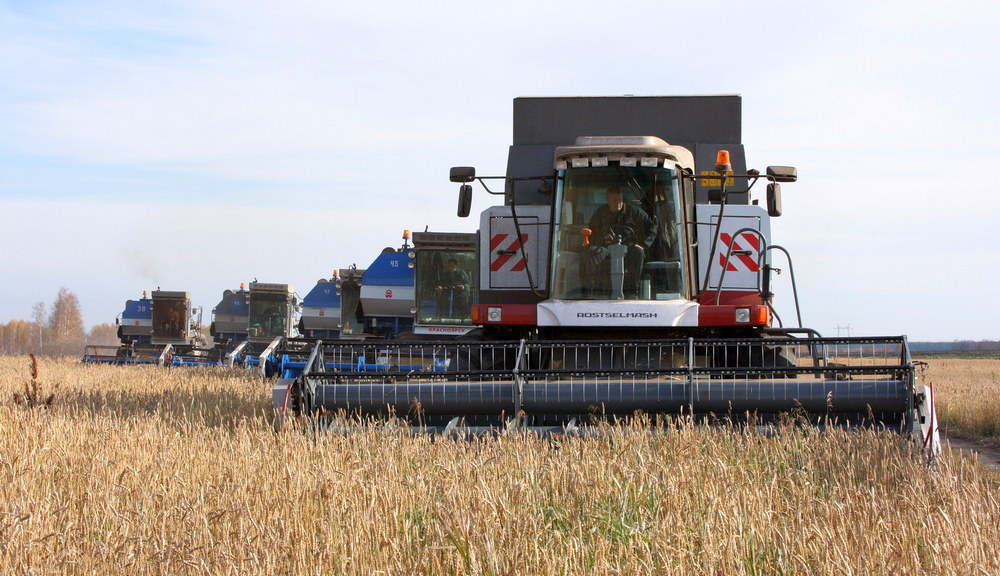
1, 355, 998, 575
918, 357, 1000, 442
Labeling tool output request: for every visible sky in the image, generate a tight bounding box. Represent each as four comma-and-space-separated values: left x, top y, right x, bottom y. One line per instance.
1, 0, 997, 342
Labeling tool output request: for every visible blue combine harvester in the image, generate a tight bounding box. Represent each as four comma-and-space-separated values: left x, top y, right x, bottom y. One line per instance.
298, 230, 478, 343
82, 291, 155, 364
294, 232, 418, 347
277, 235, 405, 380
298, 274, 343, 340
237, 281, 300, 375
83, 290, 212, 366
83, 284, 300, 370
356, 232, 417, 339
275, 231, 481, 381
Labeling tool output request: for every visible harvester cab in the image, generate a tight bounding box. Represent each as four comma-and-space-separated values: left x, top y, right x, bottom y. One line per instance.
247, 282, 298, 343
149, 290, 216, 367
412, 231, 478, 337
243, 282, 298, 373
150, 291, 195, 346
450, 98, 801, 339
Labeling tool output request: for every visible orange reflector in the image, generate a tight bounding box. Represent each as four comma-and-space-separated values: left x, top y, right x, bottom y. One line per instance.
751, 306, 771, 326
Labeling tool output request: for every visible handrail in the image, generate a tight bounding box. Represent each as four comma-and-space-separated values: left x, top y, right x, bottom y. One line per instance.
258, 337, 283, 376
303, 340, 324, 377
225, 340, 249, 368
765, 245, 803, 329
157, 344, 173, 367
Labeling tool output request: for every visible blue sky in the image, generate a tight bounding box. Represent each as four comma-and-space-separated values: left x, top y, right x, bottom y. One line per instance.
1, 0, 997, 341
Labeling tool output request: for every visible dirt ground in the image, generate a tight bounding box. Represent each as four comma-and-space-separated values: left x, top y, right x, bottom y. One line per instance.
942, 432, 1000, 472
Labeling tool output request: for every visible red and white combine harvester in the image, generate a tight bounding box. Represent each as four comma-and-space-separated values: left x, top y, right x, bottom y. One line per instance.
274, 96, 939, 456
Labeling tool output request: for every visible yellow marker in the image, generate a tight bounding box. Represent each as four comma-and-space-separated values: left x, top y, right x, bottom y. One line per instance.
700, 171, 735, 187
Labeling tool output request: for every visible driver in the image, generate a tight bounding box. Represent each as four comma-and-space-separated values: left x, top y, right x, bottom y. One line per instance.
582, 187, 655, 298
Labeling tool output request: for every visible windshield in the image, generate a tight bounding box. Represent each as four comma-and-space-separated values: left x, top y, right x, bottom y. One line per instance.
415, 250, 477, 324
248, 293, 289, 339
550, 165, 685, 300
152, 299, 187, 340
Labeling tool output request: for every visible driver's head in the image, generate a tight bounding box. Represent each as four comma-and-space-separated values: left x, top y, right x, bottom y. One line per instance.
606, 187, 624, 212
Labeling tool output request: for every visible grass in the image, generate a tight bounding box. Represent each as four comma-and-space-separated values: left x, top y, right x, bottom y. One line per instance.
0, 355, 997, 575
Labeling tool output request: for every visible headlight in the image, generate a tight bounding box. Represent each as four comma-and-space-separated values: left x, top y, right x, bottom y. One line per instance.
735, 308, 751, 323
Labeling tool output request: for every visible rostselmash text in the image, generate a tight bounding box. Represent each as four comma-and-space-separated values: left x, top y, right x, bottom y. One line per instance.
576, 312, 658, 318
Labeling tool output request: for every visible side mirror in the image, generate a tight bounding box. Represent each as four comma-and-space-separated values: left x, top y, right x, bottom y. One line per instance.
766, 166, 797, 183
450, 166, 476, 183
457, 184, 473, 217
766, 183, 782, 217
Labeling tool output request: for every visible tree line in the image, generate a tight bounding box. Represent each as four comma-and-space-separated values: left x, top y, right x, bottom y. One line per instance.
910, 340, 1000, 352
0, 287, 117, 356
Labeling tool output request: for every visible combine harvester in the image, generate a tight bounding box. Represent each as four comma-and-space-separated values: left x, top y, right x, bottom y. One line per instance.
82, 291, 156, 364
274, 96, 939, 455
239, 281, 299, 374
298, 230, 475, 340
350, 232, 417, 340
205, 280, 305, 372
295, 230, 478, 346
298, 273, 346, 341
280, 232, 476, 377
295, 236, 416, 345
83, 290, 213, 366
84, 284, 281, 369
